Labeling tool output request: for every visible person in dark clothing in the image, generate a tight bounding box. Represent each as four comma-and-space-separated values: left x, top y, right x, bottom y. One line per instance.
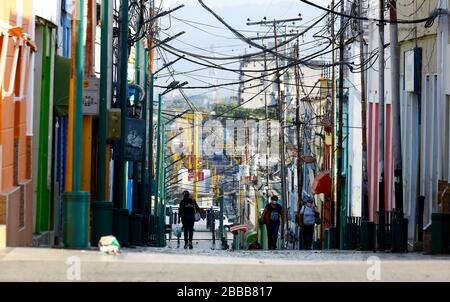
262, 195, 284, 250
178, 191, 201, 249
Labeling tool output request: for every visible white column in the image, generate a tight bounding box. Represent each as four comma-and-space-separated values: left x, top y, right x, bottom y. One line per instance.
437, 0, 449, 181
26, 1, 36, 136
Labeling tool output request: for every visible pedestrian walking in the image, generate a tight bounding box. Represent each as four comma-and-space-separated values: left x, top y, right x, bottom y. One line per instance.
178, 190, 202, 249
299, 196, 319, 250
262, 195, 284, 250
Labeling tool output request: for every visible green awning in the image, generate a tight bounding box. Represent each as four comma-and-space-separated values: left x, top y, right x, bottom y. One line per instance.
53, 55, 71, 116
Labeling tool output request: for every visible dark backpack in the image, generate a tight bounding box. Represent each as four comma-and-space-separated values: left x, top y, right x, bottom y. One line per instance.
270, 210, 280, 222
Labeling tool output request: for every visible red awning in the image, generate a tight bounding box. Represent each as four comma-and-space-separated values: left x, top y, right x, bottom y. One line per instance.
312, 171, 332, 196
230, 224, 248, 234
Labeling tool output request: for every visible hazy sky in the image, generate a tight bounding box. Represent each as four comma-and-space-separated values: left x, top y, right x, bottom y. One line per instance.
161, 0, 331, 9
154, 0, 333, 100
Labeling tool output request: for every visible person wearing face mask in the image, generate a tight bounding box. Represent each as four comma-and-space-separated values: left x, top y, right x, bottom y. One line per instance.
299, 196, 319, 250
178, 190, 202, 249
262, 195, 284, 250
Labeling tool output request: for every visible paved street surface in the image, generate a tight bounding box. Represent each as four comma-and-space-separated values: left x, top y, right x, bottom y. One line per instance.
1, 243, 450, 282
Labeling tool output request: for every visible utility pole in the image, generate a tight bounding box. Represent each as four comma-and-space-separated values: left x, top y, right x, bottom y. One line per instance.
330, 0, 337, 228
63, 0, 89, 249
273, 21, 288, 248
97, 0, 109, 208
358, 0, 369, 221
263, 41, 270, 198
92, 0, 112, 247
336, 0, 346, 249
114, 0, 129, 210
389, 0, 403, 214
193, 112, 200, 201
438, 0, 449, 187
378, 0, 386, 224
294, 37, 303, 218
246, 16, 303, 249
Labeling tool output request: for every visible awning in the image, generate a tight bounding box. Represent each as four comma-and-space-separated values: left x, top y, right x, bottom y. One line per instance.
312, 171, 332, 196
230, 224, 248, 234
0, 24, 37, 51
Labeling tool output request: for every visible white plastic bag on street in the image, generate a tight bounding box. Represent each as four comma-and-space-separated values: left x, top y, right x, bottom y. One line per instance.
173, 224, 182, 238
98, 235, 121, 255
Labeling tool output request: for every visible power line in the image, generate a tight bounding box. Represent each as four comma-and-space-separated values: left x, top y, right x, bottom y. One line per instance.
298, 0, 443, 27
177, 0, 334, 62
171, 16, 270, 33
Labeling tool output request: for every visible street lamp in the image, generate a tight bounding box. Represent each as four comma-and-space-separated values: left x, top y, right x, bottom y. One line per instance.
153, 80, 188, 246
154, 81, 188, 211
148, 57, 185, 216
144, 50, 185, 247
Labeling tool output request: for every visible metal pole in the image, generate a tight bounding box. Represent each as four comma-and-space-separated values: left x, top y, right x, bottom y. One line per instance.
118, 0, 129, 209
337, 0, 345, 249
438, 0, 449, 187
91, 0, 112, 247
330, 0, 337, 228
220, 187, 226, 249
160, 125, 166, 246
389, 0, 403, 214
73, 0, 86, 191
97, 0, 109, 201
63, 0, 89, 249
141, 48, 148, 214
149, 73, 154, 213
377, 0, 386, 250
193, 112, 199, 200
132, 40, 141, 215
359, 0, 369, 221
379, 0, 386, 218
211, 205, 215, 247
155, 93, 163, 219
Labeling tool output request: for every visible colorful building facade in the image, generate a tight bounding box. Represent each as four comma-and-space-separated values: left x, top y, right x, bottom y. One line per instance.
0, 0, 35, 247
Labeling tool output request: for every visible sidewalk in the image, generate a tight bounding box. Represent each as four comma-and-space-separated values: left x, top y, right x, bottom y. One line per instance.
1, 246, 449, 281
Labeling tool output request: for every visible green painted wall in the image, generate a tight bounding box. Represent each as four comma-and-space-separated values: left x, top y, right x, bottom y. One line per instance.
35, 25, 53, 233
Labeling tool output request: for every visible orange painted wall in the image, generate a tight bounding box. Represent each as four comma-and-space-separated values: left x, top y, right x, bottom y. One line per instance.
0, 0, 34, 247
1, 0, 33, 193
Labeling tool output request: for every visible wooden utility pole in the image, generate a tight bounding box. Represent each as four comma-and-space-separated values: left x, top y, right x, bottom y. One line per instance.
389, 0, 403, 214
358, 0, 369, 220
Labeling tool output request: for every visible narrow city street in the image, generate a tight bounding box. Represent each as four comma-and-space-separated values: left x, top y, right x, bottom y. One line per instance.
1, 247, 450, 282
1, 0, 450, 285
